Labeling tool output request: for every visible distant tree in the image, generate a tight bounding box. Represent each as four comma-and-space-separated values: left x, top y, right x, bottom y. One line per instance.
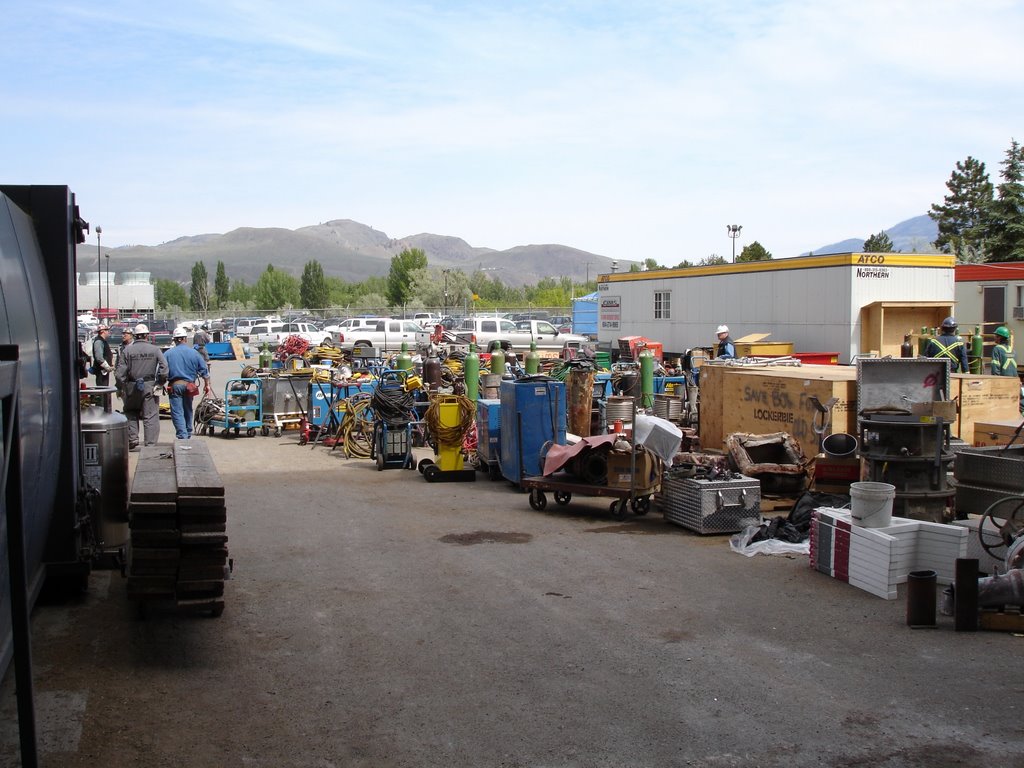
155, 278, 188, 311
863, 231, 895, 253
214, 261, 229, 309
643, 258, 664, 271
189, 261, 209, 313
699, 255, 728, 266
628, 263, 642, 273
300, 260, 330, 312
254, 264, 300, 310
929, 155, 993, 263
985, 139, 1024, 262
387, 248, 428, 308
354, 292, 389, 312
228, 278, 255, 306
737, 242, 773, 262
674, 259, 695, 269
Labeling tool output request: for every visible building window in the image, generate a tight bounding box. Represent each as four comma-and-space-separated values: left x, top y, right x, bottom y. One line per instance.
654, 291, 671, 319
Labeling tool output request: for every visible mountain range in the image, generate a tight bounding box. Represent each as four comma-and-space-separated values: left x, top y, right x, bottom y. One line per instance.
100, 215, 941, 286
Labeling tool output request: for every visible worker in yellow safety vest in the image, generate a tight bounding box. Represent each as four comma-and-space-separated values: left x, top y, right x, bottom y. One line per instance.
990, 326, 1018, 377
925, 317, 970, 373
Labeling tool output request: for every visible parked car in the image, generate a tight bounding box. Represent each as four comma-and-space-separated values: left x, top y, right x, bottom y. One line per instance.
458, 317, 588, 352
147, 319, 176, 349
337, 318, 431, 353
249, 322, 335, 347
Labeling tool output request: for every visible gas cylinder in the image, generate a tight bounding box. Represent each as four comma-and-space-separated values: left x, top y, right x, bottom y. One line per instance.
424, 353, 442, 391
901, 333, 913, 358
464, 343, 480, 401
259, 342, 273, 369
971, 325, 984, 374
397, 341, 413, 371
525, 341, 540, 375
490, 345, 505, 376
80, 389, 129, 550
639, 350, 654, 409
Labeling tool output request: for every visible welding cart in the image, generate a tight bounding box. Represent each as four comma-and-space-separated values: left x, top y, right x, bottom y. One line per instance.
369, 370, 416, 470
206, 377, 263, 437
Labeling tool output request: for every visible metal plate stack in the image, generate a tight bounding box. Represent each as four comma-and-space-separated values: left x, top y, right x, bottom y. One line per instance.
953, 444, 1024, 517
658, 472, 761, 534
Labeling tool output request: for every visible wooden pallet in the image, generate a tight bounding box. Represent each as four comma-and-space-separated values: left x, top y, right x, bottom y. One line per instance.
979, 606, 1024, 633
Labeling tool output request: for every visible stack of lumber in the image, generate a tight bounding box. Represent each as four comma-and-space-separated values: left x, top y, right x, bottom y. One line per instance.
126, 441, 228, 616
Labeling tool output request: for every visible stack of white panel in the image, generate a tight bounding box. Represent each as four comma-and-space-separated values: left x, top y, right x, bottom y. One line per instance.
809, 508, 968, 600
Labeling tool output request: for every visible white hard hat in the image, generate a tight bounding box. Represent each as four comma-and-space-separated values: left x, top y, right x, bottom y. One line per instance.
172, 326, 188, 339
716, 325, 729, 334
134, 323, 150, 335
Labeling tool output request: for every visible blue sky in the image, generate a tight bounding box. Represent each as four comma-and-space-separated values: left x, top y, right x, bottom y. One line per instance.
4, 1, 1022, 263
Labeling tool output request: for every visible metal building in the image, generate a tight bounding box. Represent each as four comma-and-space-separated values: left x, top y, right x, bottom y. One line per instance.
596, 253, 955, 363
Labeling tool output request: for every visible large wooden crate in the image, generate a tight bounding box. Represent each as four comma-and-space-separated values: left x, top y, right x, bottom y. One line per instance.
699, 365, 857, 453
952, 374, 1021, 445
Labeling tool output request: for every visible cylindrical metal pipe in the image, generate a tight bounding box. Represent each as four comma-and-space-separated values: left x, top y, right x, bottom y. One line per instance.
906, 570, 937, 628
954, 558, 979, 632
977, 568, 1024, 608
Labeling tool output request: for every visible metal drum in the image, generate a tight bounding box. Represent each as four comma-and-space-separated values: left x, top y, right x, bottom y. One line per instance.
605, 396, 635, 426
80, 390, 129, 549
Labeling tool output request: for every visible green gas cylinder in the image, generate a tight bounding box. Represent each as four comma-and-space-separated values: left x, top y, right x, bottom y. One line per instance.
971, 325, 984, 374
464, 343, 480, 401
639, 350, 654, 409
490, 345, 505, 376
397, 341, 413, 371
259, 343, 272, 370
525, 341, 540, 375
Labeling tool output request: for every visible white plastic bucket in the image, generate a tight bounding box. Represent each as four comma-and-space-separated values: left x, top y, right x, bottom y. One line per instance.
849, 481, 895, 528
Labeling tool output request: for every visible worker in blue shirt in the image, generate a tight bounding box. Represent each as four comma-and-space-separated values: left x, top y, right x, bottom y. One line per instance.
716, 325, 736, 359
925, 317, 970, 373
164, 326, 211, 439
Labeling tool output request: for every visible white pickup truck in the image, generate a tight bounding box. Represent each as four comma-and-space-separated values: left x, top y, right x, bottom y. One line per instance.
249, 322, 336, 347
455, 317, 588, 352
337, 318, 432, 353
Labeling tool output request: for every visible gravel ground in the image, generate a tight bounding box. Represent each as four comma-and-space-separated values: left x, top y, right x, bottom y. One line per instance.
2, 362, 1023, 767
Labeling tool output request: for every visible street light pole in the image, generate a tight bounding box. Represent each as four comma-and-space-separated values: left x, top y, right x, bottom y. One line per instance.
726, 224, 742, 262
96, 225, 102, 314
105, 253, 111, 319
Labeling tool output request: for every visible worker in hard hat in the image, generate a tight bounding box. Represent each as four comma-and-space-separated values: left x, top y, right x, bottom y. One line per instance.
925, 317, 969, 373
715, 325, 736, 360
990, 326, 1018, 377
114, 322, 169, 450
165, 326, 212, 440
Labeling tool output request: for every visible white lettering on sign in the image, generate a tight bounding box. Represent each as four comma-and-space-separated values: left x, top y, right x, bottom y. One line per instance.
856, 267, 890, 278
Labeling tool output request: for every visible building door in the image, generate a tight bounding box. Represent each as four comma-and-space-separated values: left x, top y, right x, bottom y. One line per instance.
983, 285, 1006, 331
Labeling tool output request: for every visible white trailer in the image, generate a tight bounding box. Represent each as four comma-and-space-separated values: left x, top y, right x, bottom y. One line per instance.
596, 253, 955, 364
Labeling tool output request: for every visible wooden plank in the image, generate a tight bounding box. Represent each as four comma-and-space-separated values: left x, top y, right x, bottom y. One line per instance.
177, 495, 226, 509
979, 607, 1024, 632
230, 337, 246, 360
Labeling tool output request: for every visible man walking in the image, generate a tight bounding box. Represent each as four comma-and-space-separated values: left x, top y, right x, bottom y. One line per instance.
165, 326, 212, 440
92, 324, 114, 387
115, 323, 168, 450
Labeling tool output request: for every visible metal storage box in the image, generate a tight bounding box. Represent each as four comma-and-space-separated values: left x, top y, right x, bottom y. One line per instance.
476, 398, 501, 465
658, 473, 761, 534
499, 379, 566, 484
262, 374, 312, 418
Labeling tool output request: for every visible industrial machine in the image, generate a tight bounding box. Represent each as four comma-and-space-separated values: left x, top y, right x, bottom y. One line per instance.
1, 186, 99, 684
205, 377, 263, 437
499, 377, 567, 485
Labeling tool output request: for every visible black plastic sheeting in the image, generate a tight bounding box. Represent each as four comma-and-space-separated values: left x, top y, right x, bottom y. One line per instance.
749, 490, 851, 544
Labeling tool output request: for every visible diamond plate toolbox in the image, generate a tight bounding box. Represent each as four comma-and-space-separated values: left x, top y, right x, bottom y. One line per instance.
658, 473, 762, 534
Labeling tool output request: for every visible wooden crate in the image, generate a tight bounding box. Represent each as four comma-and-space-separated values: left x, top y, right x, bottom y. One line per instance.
859, 301, 953, 357
699, 365, 857, 453
952, 374, 1021, 445
971, 419, 1024, 447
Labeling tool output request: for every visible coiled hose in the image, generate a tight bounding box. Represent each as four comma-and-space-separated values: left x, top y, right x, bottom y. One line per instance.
338, 393, 374, 458
424, 394, 476, 448
193, 395, 226, 428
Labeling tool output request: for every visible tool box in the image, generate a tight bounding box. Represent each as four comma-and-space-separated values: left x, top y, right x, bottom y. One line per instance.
658, 472, 762, 534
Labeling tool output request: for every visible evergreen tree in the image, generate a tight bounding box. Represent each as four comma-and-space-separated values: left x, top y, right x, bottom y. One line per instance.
214, 261, 229, 309
387, 248, 428, 308
189, 261, 209, 313
254, 264, 300, 310
300, 259, 330, 312
985, 139, 1024, 262
929, 155, 993, 262
737, 242, 773, 262
155, 278, 188, 310
863, 231, 895, 253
